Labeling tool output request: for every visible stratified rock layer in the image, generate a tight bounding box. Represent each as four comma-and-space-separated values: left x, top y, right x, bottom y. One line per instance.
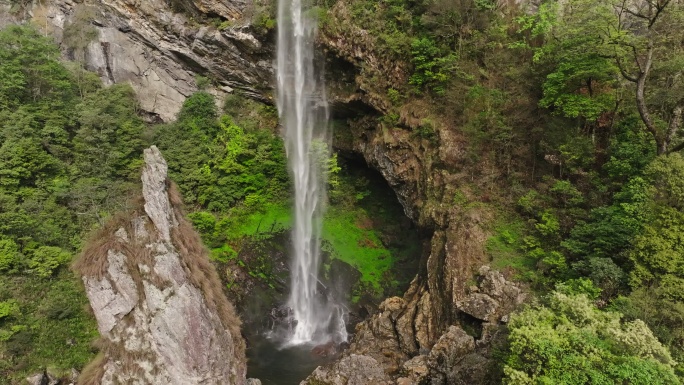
75, 146, 247, 385
0, 0, 272, 121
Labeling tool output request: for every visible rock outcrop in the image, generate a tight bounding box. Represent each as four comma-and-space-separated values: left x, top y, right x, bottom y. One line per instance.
26, 370, 60, 385
302, 266, 525, 385
74, 146, 250, 385
0, 0, 272, 121
303, 1, 538, 381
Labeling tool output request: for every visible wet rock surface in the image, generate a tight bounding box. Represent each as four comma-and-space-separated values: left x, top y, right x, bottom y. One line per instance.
74, 146, 251, 385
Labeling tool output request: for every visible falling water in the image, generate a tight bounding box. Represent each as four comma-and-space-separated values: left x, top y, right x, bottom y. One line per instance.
276, 0, 347, 345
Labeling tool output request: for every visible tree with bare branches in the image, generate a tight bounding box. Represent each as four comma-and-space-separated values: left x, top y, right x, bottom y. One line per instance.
614, 0, 684, 154
521, 0, 684, 155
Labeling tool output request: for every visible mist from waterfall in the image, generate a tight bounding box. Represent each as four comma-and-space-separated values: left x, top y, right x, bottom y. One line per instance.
276, 0, 347, 345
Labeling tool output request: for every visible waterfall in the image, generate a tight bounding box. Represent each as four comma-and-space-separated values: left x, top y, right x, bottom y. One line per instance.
276, 0, 347, 345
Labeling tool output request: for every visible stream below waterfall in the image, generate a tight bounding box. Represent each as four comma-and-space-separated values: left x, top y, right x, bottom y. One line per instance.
245, 332, 337, 385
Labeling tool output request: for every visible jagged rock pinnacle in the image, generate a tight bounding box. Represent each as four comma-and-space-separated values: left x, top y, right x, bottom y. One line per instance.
75, 146, 248, 385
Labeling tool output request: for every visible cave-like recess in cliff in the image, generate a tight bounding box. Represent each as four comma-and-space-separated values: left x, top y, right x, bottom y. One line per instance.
243, 148, 427, 385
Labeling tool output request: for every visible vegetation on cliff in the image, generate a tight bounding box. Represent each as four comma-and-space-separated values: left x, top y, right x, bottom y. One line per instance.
0, 25, 142, 382
1, 0, 684, 382
504, 289, 679, 384
317, 0, 684, 380
0, 22, 418, 383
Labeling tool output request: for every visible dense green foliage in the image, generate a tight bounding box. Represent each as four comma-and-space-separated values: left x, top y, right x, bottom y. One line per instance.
504, 290, 679, 384
518, 0, 684, 154
0, 25, 145, 382
2, 0, 684, 381
154, 91, 288, 216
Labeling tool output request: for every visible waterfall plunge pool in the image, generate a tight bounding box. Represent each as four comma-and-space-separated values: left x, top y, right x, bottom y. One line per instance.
235, 157, 427, 384
245, 332, 339, 385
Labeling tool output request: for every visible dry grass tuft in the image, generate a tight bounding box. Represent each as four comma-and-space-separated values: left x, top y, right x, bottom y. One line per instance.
73, 196, 147, 279
72, 215, 129, 279
78, 352, 106, 385
168, 182, 246, 359
75, 180, 246, 381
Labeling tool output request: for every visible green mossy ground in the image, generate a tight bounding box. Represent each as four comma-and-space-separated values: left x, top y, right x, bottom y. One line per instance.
237, 204, 292, 238
322, 207, 393, 293
209, 163, 422, 306
485, 218, 536, 279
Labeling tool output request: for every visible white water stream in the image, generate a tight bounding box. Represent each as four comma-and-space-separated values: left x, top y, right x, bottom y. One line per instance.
276, 0, 347, 345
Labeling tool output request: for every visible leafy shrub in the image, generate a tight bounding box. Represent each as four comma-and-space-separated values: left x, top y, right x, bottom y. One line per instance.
195, 75, 211, 90
615, 286, 684, 370
177, 91, 219, 137
563, 177, 648, 261
188, 211, 217, 237
555, 278, 601, 299
573, 257, 627, 299
537, 251, 568, 279
408, 37, 456, 95
504, 292, 679, 384
534, 209, 560, 238
210, 245, 238, 263
27, 246, 71, 278
0, 300, 20, 320
0, 238, 20, 272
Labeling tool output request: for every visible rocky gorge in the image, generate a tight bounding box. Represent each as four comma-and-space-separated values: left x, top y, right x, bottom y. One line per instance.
0, 0, 547, 384
3, 0, 684, 382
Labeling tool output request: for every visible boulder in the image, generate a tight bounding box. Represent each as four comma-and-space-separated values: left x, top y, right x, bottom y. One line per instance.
426, 326, 475, 377
25, 371, 58, 385
303, 354, 392, 385
456, 293, 499, 322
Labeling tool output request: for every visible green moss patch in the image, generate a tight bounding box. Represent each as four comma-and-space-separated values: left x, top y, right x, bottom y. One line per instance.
486, 218, 536, 277
236, 203, 292, 238
322, 207, 394, 293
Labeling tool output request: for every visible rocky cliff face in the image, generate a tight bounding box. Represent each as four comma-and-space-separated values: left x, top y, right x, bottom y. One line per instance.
297, 1, 535, 382
0, 0, 272, 121
303, 266, 525, 385
1, 1, 530, 382
74, 146, 250, 385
